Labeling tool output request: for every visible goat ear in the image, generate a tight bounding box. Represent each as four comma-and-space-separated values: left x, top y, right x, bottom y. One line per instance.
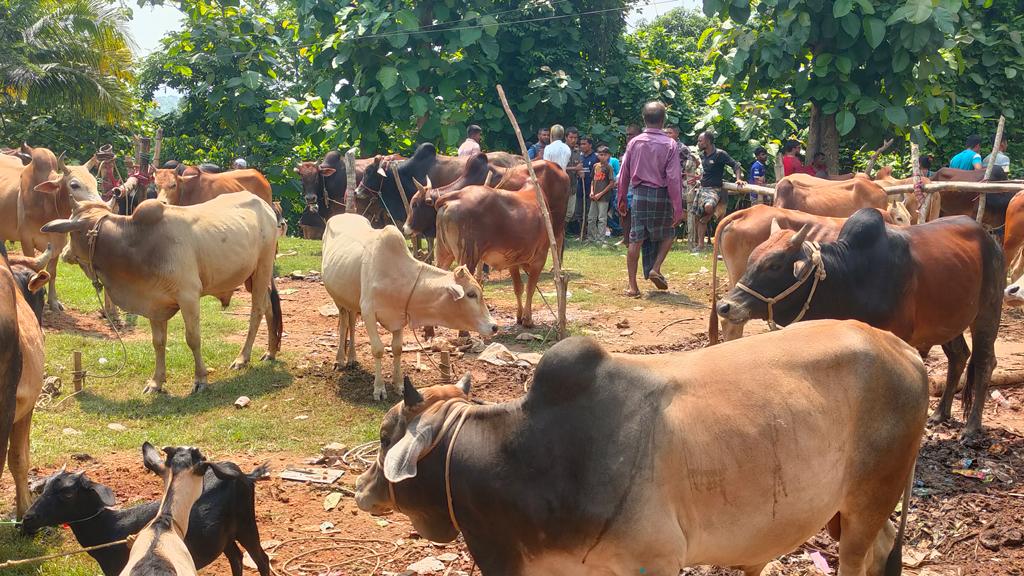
40, 219, 90, 234
142, 442, 166, 475
27, 271, 50, 293
383, 415, 439, 483
447, 284, 466, 301
84, 478, 116, 506
205, 461, 243, 481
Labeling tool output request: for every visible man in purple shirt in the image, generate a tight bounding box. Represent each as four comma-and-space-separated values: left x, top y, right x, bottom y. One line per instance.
617, 102, 682, 296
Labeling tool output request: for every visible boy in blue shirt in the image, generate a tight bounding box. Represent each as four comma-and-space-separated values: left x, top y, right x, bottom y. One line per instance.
949, 135, 984, 171
749, 146, 768, 205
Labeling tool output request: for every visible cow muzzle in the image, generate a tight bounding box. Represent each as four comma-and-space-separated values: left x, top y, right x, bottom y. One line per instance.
354, 467, 392, 515
1005, 284, 1024, 306
716, 298, 749, 323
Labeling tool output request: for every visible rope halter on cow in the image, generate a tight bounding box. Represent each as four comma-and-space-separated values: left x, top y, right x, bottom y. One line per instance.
734, 241, 826, 331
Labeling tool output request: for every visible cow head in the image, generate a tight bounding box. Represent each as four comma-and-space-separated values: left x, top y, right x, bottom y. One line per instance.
356, 144, 436, 225
443, 266, 499, 337
20, 468, 117, 535
403, 177, 436, 237
32, 155, 101, 211
887, 200, 913, 226
716, 220, 814, 327
1005, 277, 1024, 306
294, 161, 335, 212
355, 374, 472, 543
6, 244, 53, 325
153, 168, 179, 203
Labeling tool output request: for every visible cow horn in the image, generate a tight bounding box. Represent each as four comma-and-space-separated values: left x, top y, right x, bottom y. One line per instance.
403, 377, 423, 407
84, 155, 98, 171
770, 218, 781, 235
56, 152, 68, 175
34, 243, 53, 270
425, 176, 432, 190
413, 178, 427, 194
788, 224, 811, 248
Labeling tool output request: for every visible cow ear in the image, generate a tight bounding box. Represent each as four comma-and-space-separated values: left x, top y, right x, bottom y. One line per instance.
793, 259, 808, 278
770, 218, 781, 235
383, 415, 439, 483
142, 442, 166, 476
40, 219, 90, 234
319, 167, 336, 177
27, 271, 50, 293
403, 376, 423, 408
455, 373, 471, 396
180, 174, 198, 182
447, 284, 466, 301
453, 266, 470, 279
34, 179, 61, 195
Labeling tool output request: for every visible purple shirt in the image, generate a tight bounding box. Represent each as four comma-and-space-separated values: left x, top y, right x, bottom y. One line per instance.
617, 128, 683, 220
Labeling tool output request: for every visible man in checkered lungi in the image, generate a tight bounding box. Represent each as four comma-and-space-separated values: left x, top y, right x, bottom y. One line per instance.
616, 101, 683, 297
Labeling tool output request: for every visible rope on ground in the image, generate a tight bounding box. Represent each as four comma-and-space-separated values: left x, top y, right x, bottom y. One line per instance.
82, 282, 129, 380
0, 537, 133, 569
266, 536, 398, 576
342, 441, 380, 472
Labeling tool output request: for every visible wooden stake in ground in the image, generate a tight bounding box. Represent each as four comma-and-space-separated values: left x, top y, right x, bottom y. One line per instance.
72, 350, 84, 392
773, 152, 785, 184
495, 84, 568, 339
864, 138, 894, 178
977, 115, 1006, 224
911, 141, 929, 225
151, 127, 163, 169
344, 148, 357, 214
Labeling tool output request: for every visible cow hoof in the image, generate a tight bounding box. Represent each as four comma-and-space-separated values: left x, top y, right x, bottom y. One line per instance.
229, 359, 249, 370
960, 429, 986, 447
927, 411, 950, 426
49, 300, 64, 313
142, 382, 165, 395
372, 387, 387, 401
521, 320, 535, 329
191, 382, 208, 395
261, 352, 277, 362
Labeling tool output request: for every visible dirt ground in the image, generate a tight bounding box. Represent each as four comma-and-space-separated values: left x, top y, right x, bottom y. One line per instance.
13, 271, 1024, 575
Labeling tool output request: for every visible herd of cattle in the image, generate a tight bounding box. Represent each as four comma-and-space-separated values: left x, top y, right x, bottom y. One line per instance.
0, 140, 1022, 575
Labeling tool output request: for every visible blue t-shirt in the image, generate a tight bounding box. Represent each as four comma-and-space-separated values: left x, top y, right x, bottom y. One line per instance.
579, 152, 598, 195
749, 160, 766, 183
950, 149, 982, 170
609, 157, 621, 178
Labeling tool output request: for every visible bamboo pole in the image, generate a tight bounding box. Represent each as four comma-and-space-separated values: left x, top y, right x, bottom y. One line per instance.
152, 128, 163, 169
496, 85, 567, 339
722, 182, 775, 197
977, 115, 1006, 223
72, 351, 84, 392
883, 181, 1024, 196
864, 138, 894, 177
911, 142, 929, 224
773, 152, 784, 183
344, 148, 357, 213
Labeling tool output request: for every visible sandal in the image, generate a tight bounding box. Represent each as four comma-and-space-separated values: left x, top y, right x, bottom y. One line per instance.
623, 289, 641, 298
649, 271, 669, 290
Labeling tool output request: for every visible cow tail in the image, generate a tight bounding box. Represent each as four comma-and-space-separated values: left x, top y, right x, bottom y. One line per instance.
270, 278, 284, 346
962, 356, 977, 421
708, 218, 730, 346
884, 459, 917, 576
0, 279, 22, 480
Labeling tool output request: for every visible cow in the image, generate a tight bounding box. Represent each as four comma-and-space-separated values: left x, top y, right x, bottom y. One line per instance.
154, 167, 273, 209
925, 166, 1013, 229
22, 463, 271, 576
484, 151, 526, 168
432, 164, 570, 328
355, 321, 927, 576
2, 147, 98, 312
42, 192, 282, 395
773, 173, 889, 218
321, 213, 498, 401
715, 209, 1004, 439
120, 443, 250, 576
1002, 191, 1024, 280
294, 151, 347, 240
708, 205, 898, 342
0, 242, 49, 518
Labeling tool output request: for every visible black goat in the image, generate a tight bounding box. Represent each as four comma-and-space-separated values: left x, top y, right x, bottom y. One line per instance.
21, 465, 271, 576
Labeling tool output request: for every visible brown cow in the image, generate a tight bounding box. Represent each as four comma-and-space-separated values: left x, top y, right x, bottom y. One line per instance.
0, 243, 49, 518
154, 168, 273, 207
927, 166, 1013, 229
1002, 191, 1024, 280
434, 162, 570, 327
12, 147, 98, 311
709, 205, 898, 341
774, 173, 889, 217
716, 209, 1004, 439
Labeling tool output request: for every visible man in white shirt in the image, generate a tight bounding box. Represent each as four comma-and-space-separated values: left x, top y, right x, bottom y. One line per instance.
458, 125, 482, 158
543, 124, 572, 169
983, 134, 1011, 176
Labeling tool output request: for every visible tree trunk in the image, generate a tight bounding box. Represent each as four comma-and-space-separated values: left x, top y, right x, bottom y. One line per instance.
805, 102, 839, 175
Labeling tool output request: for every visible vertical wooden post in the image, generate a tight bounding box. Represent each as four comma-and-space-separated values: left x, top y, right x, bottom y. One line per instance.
911, 142, 929, 225
773, 152, 785, 184
977, 115, 1006, 224
496, 85, 568, 339
152, 128, 163, 169
439, 350, 451, 384
72, 351, 84, 392
344, 148, 357, 214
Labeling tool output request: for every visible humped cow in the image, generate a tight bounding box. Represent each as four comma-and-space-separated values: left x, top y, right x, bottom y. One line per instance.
1001, 191, 1024, 280
432, 162, 570, 327
708, 205, 899, 341
295, 151, 347, 239
773, 173, 889, 218
42, 192, 282, 395
0, 243, 50, 518
356, 321, 927, 576
321, 213, 498, 401
715, 208, 1004, 439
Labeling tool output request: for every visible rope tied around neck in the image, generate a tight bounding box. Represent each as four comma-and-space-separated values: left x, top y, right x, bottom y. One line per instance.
734, 241, 826, 330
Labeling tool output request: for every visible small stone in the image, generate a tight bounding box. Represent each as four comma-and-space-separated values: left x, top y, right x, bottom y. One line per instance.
234, 396, 251, 409
319, 521, 334, 532
71, 453, 92, 462
322, 442, 347, 461
290, 270, 306, 280
62, 427, 81, 436
107, 423, 127, 432
632, 306, 644, 311
294, 414, 309, 420
615, 319, 630, 329
319, 303, 339, 317
437, 553, 459, 562
619, 329, 634, 336
407, 557, 445, 574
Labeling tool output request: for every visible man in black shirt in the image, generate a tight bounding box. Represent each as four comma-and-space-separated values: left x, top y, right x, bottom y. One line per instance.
693, 131, 743, 250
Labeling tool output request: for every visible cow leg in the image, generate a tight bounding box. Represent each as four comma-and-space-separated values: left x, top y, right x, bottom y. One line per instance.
964, 329, 998, 439
46, 235, 65, 312
143, 318, 168, 394
346, 310, 357, 366
930, 336, 970, 426
837, 509, 894, 576
179, 299, 209, 394
509, 265, 525, 325
390, 328, 404, 392
425, 236, 435, 264
223, 541, 244, 576
261, 287, 281, 361
234, 279, 270, 370
102, 291, 120, 325
363, 309, 388, 400
522, 260, 543, 328
9, 412, 32, 517
335, 310, 349, 370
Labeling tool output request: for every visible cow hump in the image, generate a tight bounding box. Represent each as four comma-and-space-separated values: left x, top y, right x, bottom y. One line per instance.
838, 207, 887, 249
527, 337, 608, 404
131, 199, 167, 225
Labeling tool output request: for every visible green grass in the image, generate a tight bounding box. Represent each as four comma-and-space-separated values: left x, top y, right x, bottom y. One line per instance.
1, 234, 714, 572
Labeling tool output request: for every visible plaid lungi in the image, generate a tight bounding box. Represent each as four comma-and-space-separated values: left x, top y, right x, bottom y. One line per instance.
630, 185, 675, 244
690, 186, 720, 217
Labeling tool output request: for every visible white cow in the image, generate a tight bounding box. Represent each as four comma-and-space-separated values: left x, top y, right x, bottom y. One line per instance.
322, 213, 498, 400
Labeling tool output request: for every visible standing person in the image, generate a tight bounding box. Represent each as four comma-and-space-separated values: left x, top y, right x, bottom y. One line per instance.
577, 136, 598, 239
693, 131, 743, 251
458, 125, 482, 157
564, 127, 583, 233
949, 135, 984, 171
588, 145, 615, 244
811, 152, 829, 178
542, 124, 572, 168
781, 140, 815, 176
528, 127, 550, 159
983, 134, 1011, 176
749, 146, 768, 205
616, 102, 682, 297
